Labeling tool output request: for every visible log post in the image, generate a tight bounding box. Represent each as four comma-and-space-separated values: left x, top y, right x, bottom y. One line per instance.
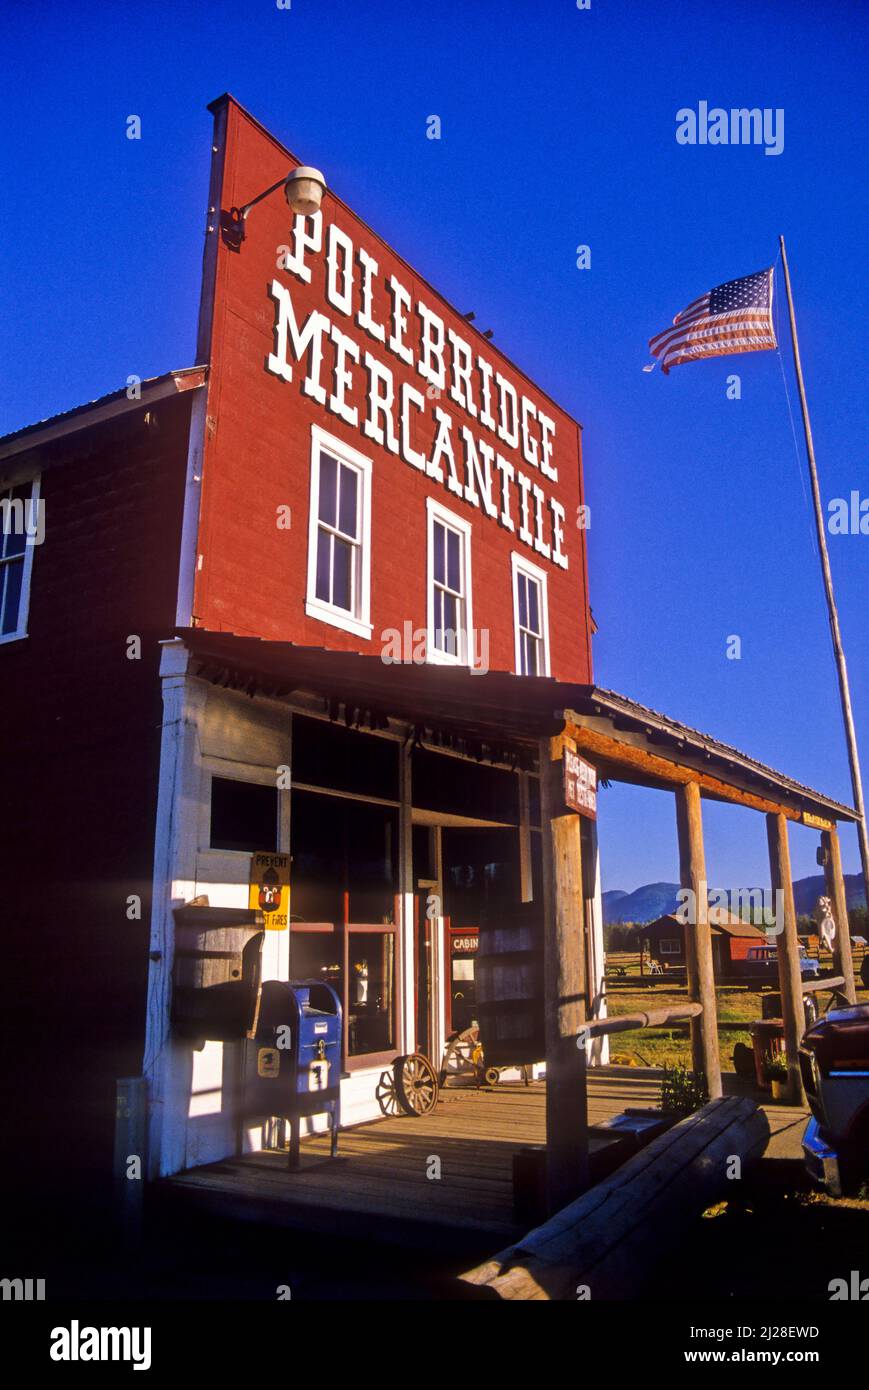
675, 782, 722, 1098
539, 733, 589, 1214
461, 1097, 770, 1301
766, 812, 805, 1104
822, 826, 857, 1004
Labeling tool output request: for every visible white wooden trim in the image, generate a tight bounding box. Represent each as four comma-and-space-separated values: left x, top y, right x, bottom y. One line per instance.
399, 738, 414, 1054
0, 473, 40, 644
305, 425, 373, 639
510, 550, 551, 676
175, 389, 208, 627
143, 641, 205, 1178
425, 496, 474, 666
291, 781, 400, 810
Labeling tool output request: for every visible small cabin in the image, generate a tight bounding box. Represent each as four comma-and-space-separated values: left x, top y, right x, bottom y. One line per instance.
639, 913, 768, 978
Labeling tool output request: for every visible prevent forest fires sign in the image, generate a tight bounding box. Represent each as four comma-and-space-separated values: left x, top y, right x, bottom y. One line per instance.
248, 852, 290, 930
563, 750, 597, 819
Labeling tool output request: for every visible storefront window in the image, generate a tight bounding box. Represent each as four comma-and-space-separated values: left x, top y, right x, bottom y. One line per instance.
291, 714, 399, 801
288, 924, 397, 1068
345, 928, 396, 1061
210, 777, 278, 852
290, 928, 342, 992
290, 788, 398, 924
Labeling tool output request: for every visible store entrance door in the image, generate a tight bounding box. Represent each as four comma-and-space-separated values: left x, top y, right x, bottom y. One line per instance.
441, 825, 521, 1038
446, 927, 478, 1034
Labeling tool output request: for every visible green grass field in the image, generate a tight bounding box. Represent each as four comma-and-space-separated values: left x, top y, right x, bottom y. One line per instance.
603, 948, 869, 1072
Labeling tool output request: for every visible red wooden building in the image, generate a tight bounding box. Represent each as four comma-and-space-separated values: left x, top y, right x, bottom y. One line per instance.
2, 97, 858, 1219
639, 913, 767, 977
0, 95, 594, 1194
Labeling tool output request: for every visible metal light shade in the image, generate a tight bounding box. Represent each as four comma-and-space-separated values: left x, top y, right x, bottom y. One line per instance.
284, 166, 327, 217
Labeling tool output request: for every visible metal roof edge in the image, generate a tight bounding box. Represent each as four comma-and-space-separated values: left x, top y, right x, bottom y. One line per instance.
0, 367, 207, 462
579, 685, 858, 822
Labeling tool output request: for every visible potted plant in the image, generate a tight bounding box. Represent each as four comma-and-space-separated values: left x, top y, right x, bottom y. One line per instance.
764, 1050, 789, 1101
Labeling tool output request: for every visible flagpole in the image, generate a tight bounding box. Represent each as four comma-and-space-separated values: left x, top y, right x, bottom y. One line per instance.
779, 233, 869, 912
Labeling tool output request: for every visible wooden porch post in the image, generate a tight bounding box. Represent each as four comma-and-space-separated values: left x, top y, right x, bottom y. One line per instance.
540, 733, 589, 1213
675, 782, 722, 1099
766, 812, 805, 1104
822, 825, 857, 1003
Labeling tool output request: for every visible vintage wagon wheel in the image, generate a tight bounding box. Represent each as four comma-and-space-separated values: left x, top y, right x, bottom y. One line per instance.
374, 1067, 404, 1117
393, 1053, 439, 1116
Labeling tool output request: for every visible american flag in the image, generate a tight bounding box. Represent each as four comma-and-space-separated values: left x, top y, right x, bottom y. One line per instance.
648, 267, 777, 374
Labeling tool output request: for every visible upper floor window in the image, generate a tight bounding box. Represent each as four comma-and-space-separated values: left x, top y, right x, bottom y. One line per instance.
305, 426, 372, 640
0, 474, 41, 644
426, 498, 473, 665
511, 552, 550, 676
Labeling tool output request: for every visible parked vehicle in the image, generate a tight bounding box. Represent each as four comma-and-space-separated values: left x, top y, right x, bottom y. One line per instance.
800, 1003, 869, 1195
742, 943, 820, 980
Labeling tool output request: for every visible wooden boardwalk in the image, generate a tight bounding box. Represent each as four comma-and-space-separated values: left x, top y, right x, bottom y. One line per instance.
162, 1070, 808, 1253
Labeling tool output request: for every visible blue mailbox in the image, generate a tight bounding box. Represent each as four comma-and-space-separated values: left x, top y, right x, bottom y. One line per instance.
243, 978, 342, 1168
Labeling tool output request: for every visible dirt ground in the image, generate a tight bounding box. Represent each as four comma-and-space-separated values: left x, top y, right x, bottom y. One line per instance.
655, 1188, 869, 1301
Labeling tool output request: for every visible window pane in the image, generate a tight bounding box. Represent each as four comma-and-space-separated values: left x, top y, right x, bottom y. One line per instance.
291, 932, 342, 995
291, 790, 399, 925
446, 527, 461, 593
318, 452, 337, 527
347, 931, 395, 1056
517, 573, 528, 629
210, 777, 278, 852
1, 558, 23, 635
337, 464, 358, 538
332, 536, 353, 612
434, 588, 444, 650
315, 530, 332, 602
292, 715, 400, 801
2, 492, 28, 559
527, 577, 540, 634
442, 592, 458, 654
526, 633, 539, 676
433, 522, 445, 586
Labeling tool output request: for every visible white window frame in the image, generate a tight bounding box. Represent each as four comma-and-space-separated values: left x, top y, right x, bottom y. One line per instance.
0, 473, 41, 645
510, 551, 551, 677
659, 938, 681, 956
426, 497, 474, 667
305, 425, 373, 640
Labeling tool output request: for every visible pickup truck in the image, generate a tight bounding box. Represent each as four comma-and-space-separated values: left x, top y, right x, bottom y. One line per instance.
742, 944, 820, 979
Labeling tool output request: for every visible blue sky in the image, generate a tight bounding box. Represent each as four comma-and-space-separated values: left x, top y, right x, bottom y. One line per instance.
1, 0, 866, 892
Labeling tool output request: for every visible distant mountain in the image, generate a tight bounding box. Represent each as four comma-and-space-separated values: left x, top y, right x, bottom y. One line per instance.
792, 873, 866, 916
602, 874, 866, 924
603, 882, 680, 924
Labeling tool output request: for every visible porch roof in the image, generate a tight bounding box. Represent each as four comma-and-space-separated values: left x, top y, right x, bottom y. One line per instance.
175, 628, 858, 826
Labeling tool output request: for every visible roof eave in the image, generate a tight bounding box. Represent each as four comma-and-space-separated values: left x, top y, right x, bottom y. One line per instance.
0, 367, 207, 463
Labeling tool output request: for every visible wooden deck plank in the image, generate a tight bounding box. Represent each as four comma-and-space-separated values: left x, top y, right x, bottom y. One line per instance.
163, 1070, 805, 1249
